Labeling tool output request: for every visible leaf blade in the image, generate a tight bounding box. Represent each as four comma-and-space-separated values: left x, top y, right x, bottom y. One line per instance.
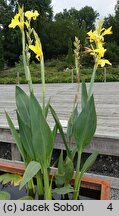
20, 161, 41, 190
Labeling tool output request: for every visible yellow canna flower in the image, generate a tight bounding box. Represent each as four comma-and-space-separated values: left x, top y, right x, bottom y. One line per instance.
25, 10, 39, 21
25, 20, 30, 28
87, 19, 112, 68
97, 59, 112, 67
29, 40, 42, 61
9, 13, 24, 29
87, 30, 103, 43
95, 43, 106, 58
102, 26, 112, 36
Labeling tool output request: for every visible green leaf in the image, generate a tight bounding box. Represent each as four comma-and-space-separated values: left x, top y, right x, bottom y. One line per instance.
55, 174, 65, 188
81, 151, 98, 177
20, 161, 41, 190
17, 112, 35, 160
74, 95, 97, 151
29, 94, 53, 168
52, 125, 57, 143
45, 99, 50, 118
55, 151, 64, 187
67, 106, 78, 143
5, 112, 25, 161
19, 196, 33, 200
0, 174, 22, 186
16, 86, 30, 126
50, 105, 71, 157
0, 191, 10, 200
81, 81, 88, 110
53, 185, 74, 195
58, 151, 64, 174
64, 156, 74, 185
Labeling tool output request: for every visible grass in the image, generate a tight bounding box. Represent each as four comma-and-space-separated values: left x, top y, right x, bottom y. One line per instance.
0, 58, 119, 84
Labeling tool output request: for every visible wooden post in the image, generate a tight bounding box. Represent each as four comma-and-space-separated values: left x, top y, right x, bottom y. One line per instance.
17, 71, 20, 84
11, 143, 21, 161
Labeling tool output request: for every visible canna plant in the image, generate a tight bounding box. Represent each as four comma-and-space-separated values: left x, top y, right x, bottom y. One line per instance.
5, 6, 112, 200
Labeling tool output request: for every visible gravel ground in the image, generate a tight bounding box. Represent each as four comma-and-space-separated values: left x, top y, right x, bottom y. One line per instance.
0, 144, 119, 179
111, 189, 119, 200
80, 153, 119, 178
0, 143, 11, 160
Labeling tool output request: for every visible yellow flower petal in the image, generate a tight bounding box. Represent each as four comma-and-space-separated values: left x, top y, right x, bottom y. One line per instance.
102, 26, 113, 36
25, 10, 39, 20
97, 59, 112, 67
29, 40, 42, 61
9, 11, 24, 29
25, 20, 30, 28
33, 10, 39, 20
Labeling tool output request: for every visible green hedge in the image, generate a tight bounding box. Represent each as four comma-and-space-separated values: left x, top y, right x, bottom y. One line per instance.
0, 59, 119, 84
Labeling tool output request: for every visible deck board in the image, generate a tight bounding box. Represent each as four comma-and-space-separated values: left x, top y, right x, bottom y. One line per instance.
0, 82, 119, 138
0, 83, 119, 157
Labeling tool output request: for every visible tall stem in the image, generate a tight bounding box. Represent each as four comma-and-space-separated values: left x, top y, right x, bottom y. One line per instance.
72, 149, 82, 200
88, 63, 97, 99
43, 168, 51, 200
27, 179, 35, 199
22, 29, 33, 94
36, 171, 44, 198
40, 55, 45, 115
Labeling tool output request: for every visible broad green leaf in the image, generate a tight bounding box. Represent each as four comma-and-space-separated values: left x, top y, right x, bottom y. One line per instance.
53, 185, 74, 195
55, 151, 64, 187
50, 105, 71, 157
20, 161, 41, 190
58, 151, 64, 174
5, 112, 25, 161
16, 86, 30, 126
17, 112, 35, 160
55, 174, 65, 187
0, 174, 22, 186
71, 147, 77, 160
29, 94, 53, 168
19, 196, 33, 200
64, 156, 74, 185
74, 95, 97, 151
52, 125, 57, 143
0, 191, 10, 200
81, 81, 88, 110
81, 151, 98, 177
67, 105, 78, 143
45, 99, 50, 118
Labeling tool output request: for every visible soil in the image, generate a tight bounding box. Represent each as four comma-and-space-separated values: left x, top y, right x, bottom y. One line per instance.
0, 143, 119, 178
0, 143, 11, 160
51, 149, 119, 178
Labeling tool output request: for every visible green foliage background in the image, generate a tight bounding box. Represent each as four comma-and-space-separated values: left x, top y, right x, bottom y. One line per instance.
0, 0, 119, 81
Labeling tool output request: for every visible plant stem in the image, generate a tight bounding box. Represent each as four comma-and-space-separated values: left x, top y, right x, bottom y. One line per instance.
40, 55, 45, 115
36, 171, 44, 198
22, 29, 33, 94
88, 63, 97, 99
27, 179, 35, 199
43, 168, 52, 200
72, 150, 82, 200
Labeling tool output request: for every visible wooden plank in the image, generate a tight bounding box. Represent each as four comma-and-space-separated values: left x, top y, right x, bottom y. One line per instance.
11, 143, 21, 161
0, 83, 118, 157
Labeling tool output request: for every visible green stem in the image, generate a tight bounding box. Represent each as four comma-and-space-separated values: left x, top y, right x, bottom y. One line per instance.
72, 150, 82, 200
27, 179, 35, 199
22, 29, 33, 94
36, 171, 44, 199
88, 63, 97, 99
43, 168, 52, 200
40, 56, 45, 115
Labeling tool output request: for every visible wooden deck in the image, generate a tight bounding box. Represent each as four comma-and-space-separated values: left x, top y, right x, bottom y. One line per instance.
0, 82, 119, 158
